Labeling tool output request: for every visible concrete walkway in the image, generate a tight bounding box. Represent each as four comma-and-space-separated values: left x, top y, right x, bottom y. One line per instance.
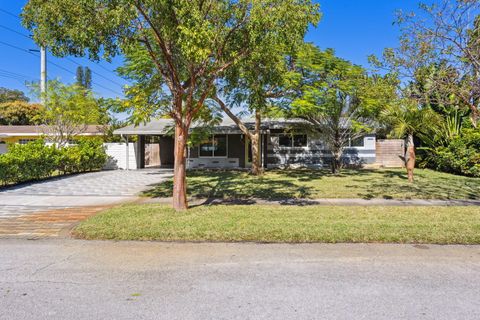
147, 197, 480, 206
1, 240, 479, 320
0, 170, 172, 238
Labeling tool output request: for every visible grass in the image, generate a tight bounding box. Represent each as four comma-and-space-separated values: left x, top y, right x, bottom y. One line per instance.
74, 204, 480, 244
143, 168, 480, 200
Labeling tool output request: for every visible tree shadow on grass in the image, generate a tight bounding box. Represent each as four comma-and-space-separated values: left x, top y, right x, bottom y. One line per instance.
350, 169, 480, 200
142, 170, 316, 201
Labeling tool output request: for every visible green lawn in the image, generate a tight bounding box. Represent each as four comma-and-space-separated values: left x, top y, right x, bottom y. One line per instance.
143, 168, 480, 200
73, 204, 480, 243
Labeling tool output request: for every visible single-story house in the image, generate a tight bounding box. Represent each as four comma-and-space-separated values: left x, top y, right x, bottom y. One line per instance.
0, 125, 107, 154
113, 118, 390, 170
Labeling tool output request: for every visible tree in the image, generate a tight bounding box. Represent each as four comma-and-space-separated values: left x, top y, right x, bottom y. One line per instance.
23, 0, 320, 210
212, 9, 318, 175
76, 66, 92, 90
0, 101, 44, 125
38, 80, 108, 146
380, 101, 438, 182
0, 87, 29, 103
288, 44, 396, 174
371, 0, 480, 127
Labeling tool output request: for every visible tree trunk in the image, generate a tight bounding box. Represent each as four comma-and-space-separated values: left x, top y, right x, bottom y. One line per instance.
405, 134, 416, 183
172, 123, 188, 211
331, 150, 341, 174
250, 110, 263, 175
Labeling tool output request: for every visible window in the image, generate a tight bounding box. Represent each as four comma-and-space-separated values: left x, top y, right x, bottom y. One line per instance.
199, 135, 228, 157
293, 135, 308, 147
18, 139, 36, 145
350, 136, 364, 147
278, 134, 292, 147
277, 134, 308, 148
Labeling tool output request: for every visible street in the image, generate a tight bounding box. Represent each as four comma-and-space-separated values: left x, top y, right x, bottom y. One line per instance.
1, 240, 479, 319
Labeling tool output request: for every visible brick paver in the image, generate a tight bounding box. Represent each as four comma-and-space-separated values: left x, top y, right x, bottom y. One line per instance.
0, 169, 172, 238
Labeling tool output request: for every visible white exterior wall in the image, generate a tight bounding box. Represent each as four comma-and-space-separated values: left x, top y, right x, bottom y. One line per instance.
0, 144, 7, 155
104, 143, 138, 170
187, 157, 239, 169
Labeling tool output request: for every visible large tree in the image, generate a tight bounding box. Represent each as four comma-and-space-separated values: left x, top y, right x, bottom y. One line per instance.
23, 0, 320, 210
288, 44, 396, 174
371, 0, 480, 127
39, 81, 108, 146
0, 101, 44, 125
0, 87, 29, 103
211, 16, 318, 175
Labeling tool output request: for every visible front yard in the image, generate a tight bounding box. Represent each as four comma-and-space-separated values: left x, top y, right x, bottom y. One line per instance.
143, 168, 480, 200
74, 168, 480, 244
74, 204, 480, 243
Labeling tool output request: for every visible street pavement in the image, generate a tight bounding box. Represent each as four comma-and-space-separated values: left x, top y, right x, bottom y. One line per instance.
1, 240, 479, 320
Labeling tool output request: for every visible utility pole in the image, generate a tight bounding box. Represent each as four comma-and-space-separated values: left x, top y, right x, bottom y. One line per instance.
29, 46, 47, 104
40, 46, 47, 104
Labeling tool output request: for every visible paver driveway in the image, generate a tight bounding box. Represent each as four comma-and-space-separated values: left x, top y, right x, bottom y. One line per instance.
0, 169, 172, 238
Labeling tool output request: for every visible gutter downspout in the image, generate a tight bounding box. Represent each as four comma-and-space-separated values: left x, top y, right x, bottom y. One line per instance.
122, 134, 129, 171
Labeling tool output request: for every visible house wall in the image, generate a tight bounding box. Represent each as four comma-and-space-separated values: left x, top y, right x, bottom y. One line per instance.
187, 134, 244, 169
159, 136, 174, 167
267, 134, 376, 168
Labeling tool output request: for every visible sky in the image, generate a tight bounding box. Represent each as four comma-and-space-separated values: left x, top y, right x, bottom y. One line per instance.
0, 0, 423, 103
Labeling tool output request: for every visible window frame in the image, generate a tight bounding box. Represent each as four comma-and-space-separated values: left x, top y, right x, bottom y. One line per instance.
275, 133, 309, 149
198, 134, 229, 158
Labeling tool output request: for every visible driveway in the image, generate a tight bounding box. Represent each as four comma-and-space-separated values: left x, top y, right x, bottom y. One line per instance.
1, 240, 479, 320
0, 169, 172, 238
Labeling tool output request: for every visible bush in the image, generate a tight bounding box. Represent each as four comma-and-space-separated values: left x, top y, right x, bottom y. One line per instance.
58, 138, 107, 174
430, 128, 480, 177
0, 138, 107, 185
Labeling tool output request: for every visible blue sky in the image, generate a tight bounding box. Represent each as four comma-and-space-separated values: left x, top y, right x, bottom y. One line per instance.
0, 0, 421, 102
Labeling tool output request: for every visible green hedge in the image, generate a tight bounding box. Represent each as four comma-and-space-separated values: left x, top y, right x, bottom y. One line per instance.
427, 128, 480, 177
0, 138, 107, 186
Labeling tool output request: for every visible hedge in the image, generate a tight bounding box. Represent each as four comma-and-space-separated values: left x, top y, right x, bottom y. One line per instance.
0, 138, 107, 186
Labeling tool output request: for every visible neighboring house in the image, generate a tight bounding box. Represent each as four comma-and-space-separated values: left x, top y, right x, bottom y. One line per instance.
0, 125, 106, 154
113, 118, 381, 170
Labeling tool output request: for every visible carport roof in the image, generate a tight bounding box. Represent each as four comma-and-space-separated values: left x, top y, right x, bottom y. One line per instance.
113, 118, 304, 135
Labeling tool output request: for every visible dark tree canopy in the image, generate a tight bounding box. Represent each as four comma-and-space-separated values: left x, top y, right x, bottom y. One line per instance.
0, 87, 29, 103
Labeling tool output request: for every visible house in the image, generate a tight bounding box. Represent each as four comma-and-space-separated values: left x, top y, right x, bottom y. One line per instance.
113, 118, 382, 170
0, 125, 107, 154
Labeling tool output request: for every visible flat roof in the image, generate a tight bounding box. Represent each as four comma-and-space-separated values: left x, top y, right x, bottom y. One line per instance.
0, 125, 107, 137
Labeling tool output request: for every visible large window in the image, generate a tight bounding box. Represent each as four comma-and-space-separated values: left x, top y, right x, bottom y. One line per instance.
277, 134, 308, 148
199, 135, 227, 157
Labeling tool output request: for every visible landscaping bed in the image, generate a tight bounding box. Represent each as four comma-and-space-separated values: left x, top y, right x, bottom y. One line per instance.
142, 168, 480, 200
74, 204, 480, 244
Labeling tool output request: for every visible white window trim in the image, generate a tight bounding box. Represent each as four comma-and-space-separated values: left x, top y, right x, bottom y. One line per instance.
198, 134, 229, 158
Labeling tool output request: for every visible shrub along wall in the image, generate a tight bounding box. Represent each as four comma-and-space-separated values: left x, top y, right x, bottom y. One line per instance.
0, 138, 107, 186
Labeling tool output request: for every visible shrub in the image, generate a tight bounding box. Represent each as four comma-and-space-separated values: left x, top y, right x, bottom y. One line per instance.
430, 128, 480, 177
0, 138, 107, 185
58, 138, 107, 174
0, 140, 58, 185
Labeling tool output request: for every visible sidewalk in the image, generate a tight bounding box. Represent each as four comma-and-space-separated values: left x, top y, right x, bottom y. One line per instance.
146, 197, 480, 206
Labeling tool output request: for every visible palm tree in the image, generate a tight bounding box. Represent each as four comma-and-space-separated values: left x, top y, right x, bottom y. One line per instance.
381, 101, 438, 182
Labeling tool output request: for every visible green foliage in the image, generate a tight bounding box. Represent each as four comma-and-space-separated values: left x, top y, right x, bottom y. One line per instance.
0, 87, 29, 103
427, 128, 480, 177
0, 140, 58, 184
0, 101, 44, 125
0, 139, 107, 185
380, 100, 439, 139
57, 138, 107, 174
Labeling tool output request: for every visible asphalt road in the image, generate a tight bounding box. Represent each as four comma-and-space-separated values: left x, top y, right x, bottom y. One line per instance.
1, 240, 479, 320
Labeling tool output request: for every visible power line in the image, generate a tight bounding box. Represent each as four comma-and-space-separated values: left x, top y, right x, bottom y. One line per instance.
0, 68, 38, 81
0, 24, 31, 40
0, 8, 19, 19
0, 40, 124, 96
